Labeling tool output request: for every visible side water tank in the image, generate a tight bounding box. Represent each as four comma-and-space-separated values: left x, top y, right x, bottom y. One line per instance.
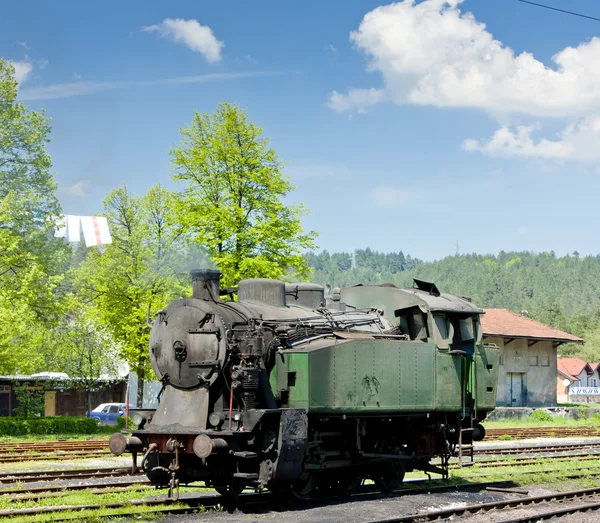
285, 283, 325, 309
238, 279, 286, 307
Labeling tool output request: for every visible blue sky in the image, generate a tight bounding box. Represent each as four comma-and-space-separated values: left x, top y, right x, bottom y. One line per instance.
2, 0, 600, 260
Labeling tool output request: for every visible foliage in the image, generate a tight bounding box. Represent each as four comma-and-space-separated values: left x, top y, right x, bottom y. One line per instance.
529, 409, 554, 423
0, 416, 99, 436
12, 382, 45, 418
73, 184, 193, 403
170, 102, 317, 287
0, 59, 69, 374
307, 248, 421, 288
50, 313, 127, 414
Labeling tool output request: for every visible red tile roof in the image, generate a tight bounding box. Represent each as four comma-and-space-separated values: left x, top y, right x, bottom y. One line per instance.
481, 309, 584, 343
557, 358, 588, 380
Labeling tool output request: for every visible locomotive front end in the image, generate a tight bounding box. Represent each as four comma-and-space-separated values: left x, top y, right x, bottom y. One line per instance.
110, 269, 234, 492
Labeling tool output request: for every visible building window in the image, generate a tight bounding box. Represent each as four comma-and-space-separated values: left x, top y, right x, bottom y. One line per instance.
499, 355, 504, 365
529, 356, 539, 366
541, 356, 550, 367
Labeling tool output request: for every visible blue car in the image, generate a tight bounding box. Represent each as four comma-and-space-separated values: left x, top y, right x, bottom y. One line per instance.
89, 403, 132, 426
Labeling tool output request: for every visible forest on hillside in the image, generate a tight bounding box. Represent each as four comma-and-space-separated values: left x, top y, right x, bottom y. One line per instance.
306, 249, 600, 361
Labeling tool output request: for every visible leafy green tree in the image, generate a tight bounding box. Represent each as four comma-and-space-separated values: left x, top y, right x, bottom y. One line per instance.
74, 185, 191, 405
12, 382, 45, 418
170, 102, 317, 287
51, 312, 127, 414
0, 58, 69, 374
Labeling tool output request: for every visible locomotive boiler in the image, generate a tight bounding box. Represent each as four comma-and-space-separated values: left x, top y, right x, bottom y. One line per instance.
109, 269, 499, 499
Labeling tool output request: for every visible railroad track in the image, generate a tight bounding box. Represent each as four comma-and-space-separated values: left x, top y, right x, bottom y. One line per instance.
0, 440, 111, 463
0, 466, 139, 484
474, 441, 600, 455
486, 425, 600, 440
0, 440, 107, 452
0, 478, 520, 521
365, 485, 600, 522
3, 461, 600, 521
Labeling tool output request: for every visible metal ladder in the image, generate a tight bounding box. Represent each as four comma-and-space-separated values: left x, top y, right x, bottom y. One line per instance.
457, 420, 474, 467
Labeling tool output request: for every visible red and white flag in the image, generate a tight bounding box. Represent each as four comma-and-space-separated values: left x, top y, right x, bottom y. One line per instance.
54, 215, 112, 247
80, 216, 112, 247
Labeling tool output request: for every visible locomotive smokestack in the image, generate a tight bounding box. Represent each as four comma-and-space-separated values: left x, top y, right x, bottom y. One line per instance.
191, 269, 221, 301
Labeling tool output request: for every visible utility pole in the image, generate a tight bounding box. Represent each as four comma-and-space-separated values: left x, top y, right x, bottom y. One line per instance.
351, 250, 357, 269
455, 241, 460, 256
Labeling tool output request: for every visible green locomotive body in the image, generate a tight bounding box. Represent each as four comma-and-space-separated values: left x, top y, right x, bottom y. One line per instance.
271, 280, 498, 418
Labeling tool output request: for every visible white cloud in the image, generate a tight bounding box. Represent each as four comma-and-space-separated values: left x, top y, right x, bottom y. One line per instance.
328, 88, 386, 113
463, 117, 600, 162
12, 61, 33, 84
369, 185, 414, 208
63, 180, 88, 197
18, 71, 277, 101
329, 0, 600, 118
142, 18, 223, 63
72, 73, 82, 81
517, 226, 528, 235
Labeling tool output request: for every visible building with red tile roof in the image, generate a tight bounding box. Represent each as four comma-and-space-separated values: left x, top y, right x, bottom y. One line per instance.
556, 358, 599, 404
481, 309, 583, 344
482, 309, 584, 408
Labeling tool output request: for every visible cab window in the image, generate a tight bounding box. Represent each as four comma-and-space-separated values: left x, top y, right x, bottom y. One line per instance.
459, 317, 474, 341
394, 306, 429, 341
433, 314, 450, 349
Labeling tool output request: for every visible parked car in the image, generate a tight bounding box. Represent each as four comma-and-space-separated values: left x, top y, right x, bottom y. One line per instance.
88, 403, 133, 426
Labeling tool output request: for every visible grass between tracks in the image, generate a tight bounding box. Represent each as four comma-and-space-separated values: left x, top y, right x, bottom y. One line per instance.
2, 485, 218, 523
446, 455, 600, 486
485, 415, 600, 429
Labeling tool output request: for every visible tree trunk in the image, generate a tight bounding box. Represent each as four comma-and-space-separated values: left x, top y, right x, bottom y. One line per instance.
137, 368, 145, 407
86, 389, 92, 417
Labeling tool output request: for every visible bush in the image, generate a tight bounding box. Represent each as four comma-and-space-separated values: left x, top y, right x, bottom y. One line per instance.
498, 434, 513, 440
115, 416, 135, 431
529, 409, 554, 423
0, 416, 100, 436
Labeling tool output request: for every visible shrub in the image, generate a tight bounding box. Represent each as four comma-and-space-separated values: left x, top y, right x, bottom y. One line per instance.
498, 434, 512, 441
115, 416, 135, 431
529, 409, 553, 423
0, 416, 100, 436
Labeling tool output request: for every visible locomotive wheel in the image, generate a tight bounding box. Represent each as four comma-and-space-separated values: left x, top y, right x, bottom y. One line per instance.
334, 470, 363, 496
289, 471, 315, 500
372, 461, 405, 493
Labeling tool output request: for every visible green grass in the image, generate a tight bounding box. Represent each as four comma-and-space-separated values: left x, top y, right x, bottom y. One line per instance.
2, 484, 219, 523
485, 415, 600, 429
450, 456, 600, 485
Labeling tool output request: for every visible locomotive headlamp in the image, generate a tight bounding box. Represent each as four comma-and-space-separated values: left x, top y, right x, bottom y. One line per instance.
209, 411, 224, 428
132, 412, 145, 429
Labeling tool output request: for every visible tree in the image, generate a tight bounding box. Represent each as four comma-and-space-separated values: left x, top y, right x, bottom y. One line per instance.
53, 312, 126, 415
170, 102, 317, 287
74, 185, 192, 405
0, 58, 69, 374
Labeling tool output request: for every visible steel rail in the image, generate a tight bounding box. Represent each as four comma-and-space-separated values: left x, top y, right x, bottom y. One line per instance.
495, 500, 600, 522
364, 485, 600, 523
0, 466, 140, 484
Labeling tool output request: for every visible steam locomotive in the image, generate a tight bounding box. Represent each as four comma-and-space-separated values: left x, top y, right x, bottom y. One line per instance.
109, 269, 499, 499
